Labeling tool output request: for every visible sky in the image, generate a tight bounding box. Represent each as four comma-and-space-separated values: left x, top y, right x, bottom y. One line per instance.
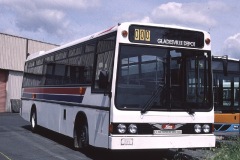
0, 0, 240, 59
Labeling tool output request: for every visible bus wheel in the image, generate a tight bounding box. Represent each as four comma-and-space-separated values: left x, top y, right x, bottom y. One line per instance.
77, 123, 89, 151
30, 110, 37, 132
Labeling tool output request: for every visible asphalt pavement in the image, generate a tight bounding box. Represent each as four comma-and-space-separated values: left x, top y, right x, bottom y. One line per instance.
0, 113, 177, 160
0, 113, 92, 160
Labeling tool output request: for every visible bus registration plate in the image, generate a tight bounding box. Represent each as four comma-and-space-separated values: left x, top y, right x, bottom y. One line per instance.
121, 138, 133, 145
153, 130, 182, 135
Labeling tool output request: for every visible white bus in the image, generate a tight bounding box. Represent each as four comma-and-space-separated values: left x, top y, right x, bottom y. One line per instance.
21, 22, 215, 150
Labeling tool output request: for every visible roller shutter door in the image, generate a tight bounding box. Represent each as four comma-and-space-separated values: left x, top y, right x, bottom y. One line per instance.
0, 70, 7, 112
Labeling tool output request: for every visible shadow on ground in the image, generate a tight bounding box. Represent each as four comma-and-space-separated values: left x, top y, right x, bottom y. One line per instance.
22, 125, 175, 160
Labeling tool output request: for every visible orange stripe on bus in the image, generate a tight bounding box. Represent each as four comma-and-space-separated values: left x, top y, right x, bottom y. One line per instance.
215, 113, 240, 124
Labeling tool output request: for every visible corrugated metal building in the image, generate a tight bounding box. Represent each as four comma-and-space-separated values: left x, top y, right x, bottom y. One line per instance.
0, 32, 58, 112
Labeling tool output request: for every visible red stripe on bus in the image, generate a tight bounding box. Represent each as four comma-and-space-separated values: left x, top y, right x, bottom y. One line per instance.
23, 87, 86, 95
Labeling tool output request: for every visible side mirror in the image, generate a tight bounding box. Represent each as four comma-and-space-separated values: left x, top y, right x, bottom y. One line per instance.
98, 70, 109, 89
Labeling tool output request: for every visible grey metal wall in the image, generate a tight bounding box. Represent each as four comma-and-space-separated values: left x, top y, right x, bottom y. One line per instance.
6, 71, 23, 112
28, 39, 58, 56
0, 32, 58, 112
0, 33, 58, 72
0, 34, 26, 72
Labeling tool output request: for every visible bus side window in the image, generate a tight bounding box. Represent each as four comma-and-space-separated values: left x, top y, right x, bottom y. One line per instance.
93, 35, 116, 92
69, 66, 85, 84
94, 53, 111, 89
44, 63, 55, 85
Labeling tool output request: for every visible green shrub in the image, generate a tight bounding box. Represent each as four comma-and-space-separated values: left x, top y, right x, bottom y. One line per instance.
210, 137, 240, 160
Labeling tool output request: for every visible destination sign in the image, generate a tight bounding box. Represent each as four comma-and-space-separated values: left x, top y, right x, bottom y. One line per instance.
129, 25, 204, 48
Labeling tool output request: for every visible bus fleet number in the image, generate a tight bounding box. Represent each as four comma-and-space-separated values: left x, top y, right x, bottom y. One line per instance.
134, 29, 150, 42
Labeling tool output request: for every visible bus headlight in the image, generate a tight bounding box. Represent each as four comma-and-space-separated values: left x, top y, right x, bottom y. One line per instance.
194, 124, 202, 133
202, 124, 210, 133
117, 124, 127, 134
128, 124, 137, 134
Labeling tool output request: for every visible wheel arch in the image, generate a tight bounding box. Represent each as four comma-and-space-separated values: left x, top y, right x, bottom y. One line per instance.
73, 111, 89, 149
74, 111, 88, 132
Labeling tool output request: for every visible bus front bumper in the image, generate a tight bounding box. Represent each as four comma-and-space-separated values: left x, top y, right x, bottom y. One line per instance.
109, 134, 216, 150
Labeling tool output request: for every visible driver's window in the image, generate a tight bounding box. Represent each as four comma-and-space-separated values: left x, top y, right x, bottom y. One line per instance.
93, 35, 116, 91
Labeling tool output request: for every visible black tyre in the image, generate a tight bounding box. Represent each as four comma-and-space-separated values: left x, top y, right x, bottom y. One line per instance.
75, 122, 89, 151
30, 110, 37, 132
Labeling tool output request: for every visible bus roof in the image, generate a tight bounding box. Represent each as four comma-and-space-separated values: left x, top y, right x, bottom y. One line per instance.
26, 25, 119, 61
26, 22, 209, 62
213, 55, 239, 62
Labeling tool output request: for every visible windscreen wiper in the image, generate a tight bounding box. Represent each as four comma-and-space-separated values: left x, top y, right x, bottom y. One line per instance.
187, 106, 195, 115
141, 85, 165, 114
